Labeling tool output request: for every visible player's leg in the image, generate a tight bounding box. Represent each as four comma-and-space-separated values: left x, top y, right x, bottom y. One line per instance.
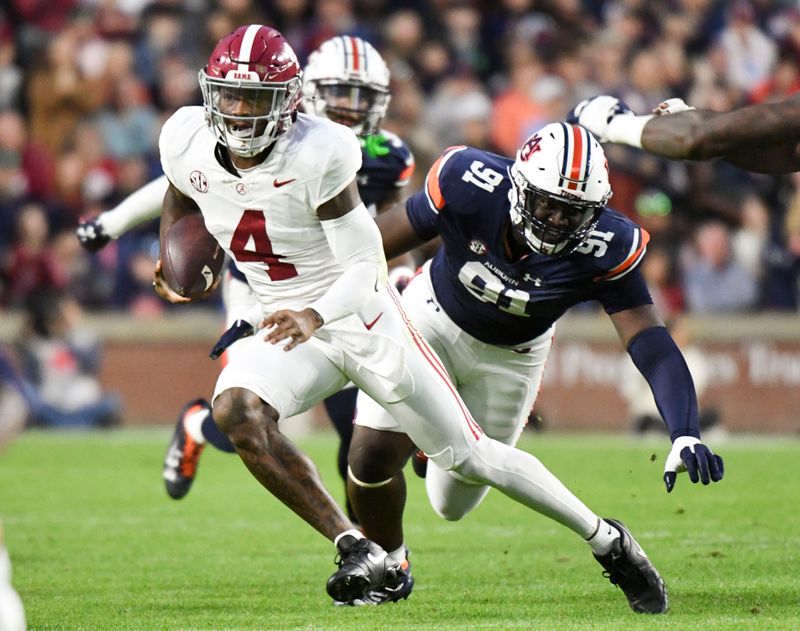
340, 393, 416, 605
424, 329, 552, 520
348, 394, 416, 553
213, 330, 404, 605
0, 521, 26, 631
211, 330, 352, 538
321, 387, 359, 522
349, 290, 667, 612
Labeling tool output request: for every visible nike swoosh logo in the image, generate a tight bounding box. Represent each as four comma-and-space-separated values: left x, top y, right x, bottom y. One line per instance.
201, 265, 214, 290
273, 178, 296, 188
364, 313, 383, 331
366, 550, 387, 565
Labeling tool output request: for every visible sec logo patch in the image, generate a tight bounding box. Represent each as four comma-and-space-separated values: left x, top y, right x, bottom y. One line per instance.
189, 171, 208, 193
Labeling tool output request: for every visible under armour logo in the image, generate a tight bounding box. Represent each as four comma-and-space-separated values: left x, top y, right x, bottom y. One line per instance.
426, 298, 440, 312
524, 274, 542, 287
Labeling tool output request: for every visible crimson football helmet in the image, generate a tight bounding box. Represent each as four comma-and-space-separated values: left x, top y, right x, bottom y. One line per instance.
302, 36, 390, 137
199, 24, 302, 157
509, 122, 612, 256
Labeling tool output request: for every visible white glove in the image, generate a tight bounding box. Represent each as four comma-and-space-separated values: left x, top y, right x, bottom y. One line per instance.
653, 98, 696, 116
568, 95, 634, 142
663, 435, 725, 493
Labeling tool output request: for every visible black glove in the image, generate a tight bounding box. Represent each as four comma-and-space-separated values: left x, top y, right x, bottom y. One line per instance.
210, 319, 254, 359
76, 218, 111, 252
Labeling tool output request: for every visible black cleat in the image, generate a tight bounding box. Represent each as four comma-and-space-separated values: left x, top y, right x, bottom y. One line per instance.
326, 536, 403, 605
410, 449, 428, 478
594, 518, 668, 614
357, 552, 414, 605
162, 399, 210, 500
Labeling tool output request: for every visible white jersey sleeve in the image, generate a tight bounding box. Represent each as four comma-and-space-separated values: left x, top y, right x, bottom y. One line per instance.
308, 123, 362, 209
159, 107, 205, 197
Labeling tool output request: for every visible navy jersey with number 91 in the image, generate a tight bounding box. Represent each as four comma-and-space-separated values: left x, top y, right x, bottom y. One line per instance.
406, 146, 653, 346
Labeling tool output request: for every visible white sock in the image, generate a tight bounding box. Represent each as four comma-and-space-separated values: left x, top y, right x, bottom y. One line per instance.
607, 114, 653, 148
586, 519, 620, 555
334, 529, 364, 548
388, 545, 406, 566
183, 407, 210, 444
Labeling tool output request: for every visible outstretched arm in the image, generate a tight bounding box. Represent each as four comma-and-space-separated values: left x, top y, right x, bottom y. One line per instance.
375, 200, 429, 260
610, 304, 724, 492
571, 94, 800, 174
77, 176, 169, 251
642, 97, 800, 173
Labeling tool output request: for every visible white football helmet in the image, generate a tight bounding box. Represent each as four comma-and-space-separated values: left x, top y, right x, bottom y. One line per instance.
509, 122, 612, 256
302, 36, 390, 136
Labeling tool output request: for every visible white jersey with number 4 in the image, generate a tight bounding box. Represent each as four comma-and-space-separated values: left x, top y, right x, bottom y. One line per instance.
159, 107, 361, 315
158, 107, 486, 470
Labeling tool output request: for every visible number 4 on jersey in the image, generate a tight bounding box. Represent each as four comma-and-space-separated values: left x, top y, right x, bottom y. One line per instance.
230, 209, 299, 281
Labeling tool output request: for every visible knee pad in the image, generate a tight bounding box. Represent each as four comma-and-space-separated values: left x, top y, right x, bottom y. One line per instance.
347, 466, 394, 489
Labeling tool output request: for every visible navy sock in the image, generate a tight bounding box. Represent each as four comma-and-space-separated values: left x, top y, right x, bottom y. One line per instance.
201, 413, 236, 453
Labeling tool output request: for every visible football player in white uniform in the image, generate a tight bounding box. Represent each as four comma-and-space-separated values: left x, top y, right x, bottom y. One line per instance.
159, 24, 692, 608
75, 36, 417, 522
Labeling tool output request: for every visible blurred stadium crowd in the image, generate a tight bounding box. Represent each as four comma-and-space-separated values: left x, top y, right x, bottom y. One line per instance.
2, 0, 800, 318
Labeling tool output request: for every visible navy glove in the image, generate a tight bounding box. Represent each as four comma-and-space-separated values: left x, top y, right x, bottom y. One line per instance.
663, 436, 725, 493
210, 319, 254, 359
76, 218, 111, 252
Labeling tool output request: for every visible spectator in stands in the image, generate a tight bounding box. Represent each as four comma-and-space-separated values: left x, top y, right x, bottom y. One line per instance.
682, 220, 759, 313
13, 290, 120, 429
1, 202, 66, 308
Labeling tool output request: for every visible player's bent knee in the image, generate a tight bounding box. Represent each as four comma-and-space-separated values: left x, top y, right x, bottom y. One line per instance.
450, 437, 502, 485
212, 388, 278, 446
348, 426, 413, 482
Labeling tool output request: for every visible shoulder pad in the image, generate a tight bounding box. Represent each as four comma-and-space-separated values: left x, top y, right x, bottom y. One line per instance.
423, 146, 473, 211
159, 106, 206, 161
587, 209, 650, 281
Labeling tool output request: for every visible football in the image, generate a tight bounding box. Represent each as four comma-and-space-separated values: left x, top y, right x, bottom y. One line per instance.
160, 214, 225, 299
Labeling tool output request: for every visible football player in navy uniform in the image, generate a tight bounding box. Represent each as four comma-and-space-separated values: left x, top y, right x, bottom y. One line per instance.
569, 94, 800, 174
339, 122, 724, 613
75, 36, 416, 519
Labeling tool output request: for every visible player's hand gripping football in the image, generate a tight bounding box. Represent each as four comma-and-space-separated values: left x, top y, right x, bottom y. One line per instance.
260, 308, 324, 351
567, 95, 634, 142
76, 217, 111, 252
663, 436, 724, 493
152, 259, 192, 304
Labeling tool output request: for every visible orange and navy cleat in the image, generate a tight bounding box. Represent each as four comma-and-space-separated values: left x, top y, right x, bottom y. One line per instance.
162, 399, 211, 500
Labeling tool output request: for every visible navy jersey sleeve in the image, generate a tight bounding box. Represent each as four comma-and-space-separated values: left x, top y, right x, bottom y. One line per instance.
595, 266, 653, 314
405, 145, 470, 241
584, 210, 653, 313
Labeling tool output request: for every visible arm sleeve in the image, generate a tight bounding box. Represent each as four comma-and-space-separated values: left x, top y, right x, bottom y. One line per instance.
99, 176, 169, 238
308, 203, 388, 324
627, 326, 700, 441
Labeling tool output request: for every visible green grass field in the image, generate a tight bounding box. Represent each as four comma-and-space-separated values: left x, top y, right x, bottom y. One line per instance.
1, 429, 798, 630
